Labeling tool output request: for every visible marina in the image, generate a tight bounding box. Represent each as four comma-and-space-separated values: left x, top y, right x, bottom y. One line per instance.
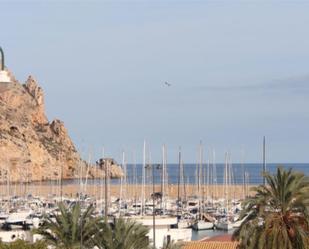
0, 143, 305, 246
0, 149, 246, 246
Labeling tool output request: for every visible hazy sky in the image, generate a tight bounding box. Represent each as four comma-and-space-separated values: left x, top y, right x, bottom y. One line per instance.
2, 1, 309, 163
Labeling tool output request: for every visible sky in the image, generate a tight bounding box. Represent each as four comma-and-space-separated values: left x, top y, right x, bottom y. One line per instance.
1, 1, 309, 163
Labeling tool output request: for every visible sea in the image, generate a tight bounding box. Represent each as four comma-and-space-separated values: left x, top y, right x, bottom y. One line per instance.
77, 163, 309, 185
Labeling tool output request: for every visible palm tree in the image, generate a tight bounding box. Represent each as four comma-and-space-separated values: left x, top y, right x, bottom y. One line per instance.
35, 202, 101, 249
233, 167, 309, 249
93, 218, 150, 249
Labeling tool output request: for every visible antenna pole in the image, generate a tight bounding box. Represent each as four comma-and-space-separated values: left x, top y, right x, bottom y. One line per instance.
0, 47, 4, 70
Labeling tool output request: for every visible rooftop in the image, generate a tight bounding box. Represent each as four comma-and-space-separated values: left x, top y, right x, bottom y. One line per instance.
182, 241, 238, 249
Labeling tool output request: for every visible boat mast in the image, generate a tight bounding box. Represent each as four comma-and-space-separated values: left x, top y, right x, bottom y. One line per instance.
212, 149, 217, 199
60, 154, 63, 202
200, 142, 205, 215
119, 151, 125, 216
165, 149, 169, 198
198, 141, 202, 218
228, 153, 232, 207
84, 152, 92, 195
161, 144, 167, 213
206, 156, 210, 201
202, 153, 205, 214
141, 140, 146, 216
177, 146, 181, 215
123, 152, 127, 208
100, 148, 105, 214
245, 171, 250, 197
161, 145, 164, 211
224, 152, 228, 213
7, 162, 11, 213
182, 158, 187, 208
179, 151, 186, 211
133, 150, 137, 214
7, 160, 10, 199
263, 136, 266, 185
226, 152, 232, 214
77, 159, 80, 200
241, 148, 245, 200
105, 159, 110, 222
150, 152, 156, 249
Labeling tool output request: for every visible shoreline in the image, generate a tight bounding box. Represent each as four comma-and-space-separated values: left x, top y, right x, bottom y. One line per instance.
0, 183, 255, 199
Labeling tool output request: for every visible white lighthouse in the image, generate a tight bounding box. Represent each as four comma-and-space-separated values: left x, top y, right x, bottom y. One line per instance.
0, 47, 11, 83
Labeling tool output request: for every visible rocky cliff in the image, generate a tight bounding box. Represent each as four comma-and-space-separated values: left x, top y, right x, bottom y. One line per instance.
0, 70, 123, 183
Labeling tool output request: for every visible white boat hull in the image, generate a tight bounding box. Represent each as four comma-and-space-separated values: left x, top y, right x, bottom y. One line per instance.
178, 220, 191, 229
216, 222, 234, 231
192, 221, 213, 230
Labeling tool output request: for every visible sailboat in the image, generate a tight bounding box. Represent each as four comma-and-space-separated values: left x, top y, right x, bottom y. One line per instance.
176, 148, 194, 229
215, 152, 234, 231
126, 144, 192, 248
192, 214, 215, 230
192, 142, 214, 230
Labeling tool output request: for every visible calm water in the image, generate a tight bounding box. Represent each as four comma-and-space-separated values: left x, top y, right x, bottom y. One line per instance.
70, 163, 308, 185
192, 228, 235, 240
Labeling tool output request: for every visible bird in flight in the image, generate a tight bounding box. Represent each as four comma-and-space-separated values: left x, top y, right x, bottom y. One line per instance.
164, 81, 171, 87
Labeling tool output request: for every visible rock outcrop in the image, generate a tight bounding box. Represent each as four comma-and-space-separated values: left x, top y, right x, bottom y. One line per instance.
0, 71, 123, 183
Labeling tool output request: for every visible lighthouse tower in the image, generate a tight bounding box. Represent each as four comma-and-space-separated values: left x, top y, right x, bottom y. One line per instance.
0, 47, 11, 83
